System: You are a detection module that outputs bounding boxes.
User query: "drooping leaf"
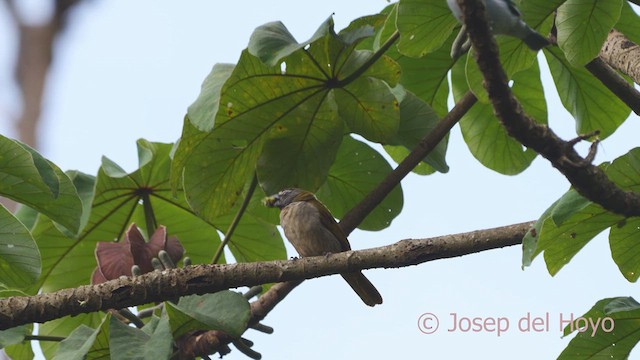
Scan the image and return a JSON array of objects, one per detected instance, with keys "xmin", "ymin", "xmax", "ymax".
[
  {"xmin": 49, "ymin": 314, "xmax": 107, "ymax": 360},
  {"xmin": 318, "ymin": 136, "xmax": 403, "ymax": 231},
  {"xmin": 0, "ymin": 325, "xmax": 27, "ymax": 347},
  {"xmin": 556, "ymin": 0, "xmax": 623, "ymax": 66},
  {"xmin": 109, "ymin": 315, "xmax": 173, "ymax": 360},
  {"xmin": 524, "ymin": 148, "xmax": 640, "ymax": 275},
  {"xmin": 0, "ymin": 205, "xmax": 40, "ymax": 289},
  {"xmin": 0, "ymin": 135, "xmax": 82, "ymax": 233},
  {"xmin": 166, "ymin": 291, "xmax": 251, "ymax": 339},
  {"xmin": 187, "ymin": 63, "xmax": 235, "ymax": 131},
  {"xmin": 545, "ymin": 46, "xmax": 630, "ymax": 139},
  {"xmin": 558, "ymin": 297, "xmax": 640, "ymax": 359},
  {"xmin": 453, "ymin": 55, "xmax": 547, "ymax": 174},
  {"xmin": 384, "ymin": 91, "xmax": 448, "ymax": 173}
]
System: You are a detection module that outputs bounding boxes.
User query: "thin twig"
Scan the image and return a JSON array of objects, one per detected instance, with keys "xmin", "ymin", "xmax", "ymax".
[{"xmin": 211, "ymin": 174, "xmax": 258, "ymax": 264}]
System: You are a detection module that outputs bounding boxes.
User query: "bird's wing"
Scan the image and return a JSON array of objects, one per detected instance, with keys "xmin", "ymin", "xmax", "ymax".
[
  {"xmin": 505, "ymin": 0, "xmax": 522, "ymax": 17},
  {"xmin": 316, "ymin": 201, "xmax": 352, "ymax": 251}
]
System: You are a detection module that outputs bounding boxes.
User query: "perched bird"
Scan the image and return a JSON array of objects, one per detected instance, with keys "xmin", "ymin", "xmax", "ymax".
[
  {"xmin": 264, "ymin": 188, "xmax": 383, "ymax": 307},
  {"xmin": 447, "ymin": 0, "xmax": 549, "ymax": 51}
]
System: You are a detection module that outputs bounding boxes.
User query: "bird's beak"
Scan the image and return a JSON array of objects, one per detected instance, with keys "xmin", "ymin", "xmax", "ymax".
[{"xmin": 262, "ymin": 194, "xmax": 280, "ymax": 208}]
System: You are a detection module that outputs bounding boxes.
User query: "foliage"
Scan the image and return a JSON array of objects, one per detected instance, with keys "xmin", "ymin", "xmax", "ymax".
[{"xmin": 0, "ymin": 0, "xmax": 638, "ymax": 358}]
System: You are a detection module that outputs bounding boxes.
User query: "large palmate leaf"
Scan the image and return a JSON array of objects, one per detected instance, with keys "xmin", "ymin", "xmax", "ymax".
[
  {"xmin": 176, "ymin": 16, "xmax": 401, "ymax": 221},
  {"xmin": 32, "ymin": 140, "xmax": 282, "ymax": 348},
  {"xmin": 0, "ymin": 135, "xmax": 82, "ymax": 233}
]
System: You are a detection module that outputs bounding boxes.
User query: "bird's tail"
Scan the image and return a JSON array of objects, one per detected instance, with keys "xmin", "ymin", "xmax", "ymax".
[
  {"xmin": 523, "ymin": 30, "xmax": 550, "ymax": 51},
  {"xmin": 341, "ymin": 272, "xmax": 383, "ymax": 307}
]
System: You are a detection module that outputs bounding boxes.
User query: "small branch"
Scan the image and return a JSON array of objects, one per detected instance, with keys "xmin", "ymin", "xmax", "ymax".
[
  {"xmin": 211, "ymin": 174, "xmax": 258, "ymax": 264},
  {"xmin": 0, "ymin": 221, "xmax": 532, "ymax": 330},
  {"xmin": 340, "ymin": 91, "xmax": 477, "ymax": 234},
  {"xmin": 458, "ymin": 0, "xmax": 640, "ymax": 217}
]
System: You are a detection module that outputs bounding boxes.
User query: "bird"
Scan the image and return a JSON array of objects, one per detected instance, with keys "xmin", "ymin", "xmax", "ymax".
[
  {"xmin": 447, "ymin": 0, "xmax": 549, "ymax": 51},
  {"xmin": 263, "ymin": 188, "xmax": 383, "ymax": 306}
]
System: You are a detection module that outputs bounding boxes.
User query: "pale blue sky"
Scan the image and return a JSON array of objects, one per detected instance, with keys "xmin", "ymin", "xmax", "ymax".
[{"xmin": 1, "ymin": 1, "xmax": 640, "ymax": 359}]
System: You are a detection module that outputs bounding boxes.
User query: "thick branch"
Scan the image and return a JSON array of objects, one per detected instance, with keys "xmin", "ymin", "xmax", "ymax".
[
  {"xmin": 0, "ymin": 221, "xmax": 532, "ymax": 330},
  {"xmin": 458, "ymin": 0, "xmax": 640, "ymax": 217},
  {"xmin": 599, "ymin": 29, "xmax": 640, "ymax": 87}
]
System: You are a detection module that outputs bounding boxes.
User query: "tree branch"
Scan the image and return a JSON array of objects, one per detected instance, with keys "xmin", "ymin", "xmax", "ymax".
[
  {"xmin": 0, "ymin": 221, "xmax": 532, "ymax": 330},
  {"xmin": 598, "ymin": 29, "xmax": 640, "ymax": 87},
  {"xmin": 340, "ymin": 91, "xmax": 477, "ymax": 234},
  {"xmin": 585, "ymin": 57, "xmax": 640, "ymax": 116},
  {"xmin": 457, "ymin": 0, "xmax": 640, "ymax": 217}
]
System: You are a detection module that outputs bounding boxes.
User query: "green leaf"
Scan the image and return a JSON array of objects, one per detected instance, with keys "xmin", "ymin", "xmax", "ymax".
[
  {"xmin": 464, "ymin": 35, "xmax": 545, "ymax": 103},
  {"xmin": 545, "ymin": 46, "xmax": 630, "ymax": 139},
  {"xmin": 187, "ymin": 63, "xmax": 235, "ymax": 132},
  {"xmin": 180, "ymin": 17, "xmax": 400, "ymax": 220},
  {"xmin": 384, "ymin": 145, "xmax": 436, "ymax": 175},
  {"xmin": 166, "ymin": 291, "xmax": 251, "ymax": 339},
  {"xmin": 385, "ymin": 91, "xmax": 448, "ymax": 173},
  {"xmin": 141, "ymin": 315, "xmax": 173, "ymax": 359},
  {"xmin": 541, "ymin": 203, "xmax": 621, "ymax": 275},
  {"xmin": 0, "ymin": 325, "xmax": 27, "ymax": 347},
  {"xmin": 335, "ymin": 77, "xmax": 400, "ymax": 143},
  {"xmin": 616, "ymin": 1, "xmax": 640, "ymax": 45},
  {"xmin": 518, "ymin": 0, "xmax": 566, "ymax": 27},
  {"xmin": 453, "ymin": 55, "xmax": 546, "ymax": 174},
  {"xmin": 397, "ymin": 0, "xmax": 458, "ymax": 57},
  {"xmin": 317, "ymin": 136, "xmax": 403, "ymax": 231},
  {"xmin": 109, "ymin": 315, "xmax": 173, "ymax": 360},
  {"xmin": 256, "ymin": 91, "xmax": 343, "ymax": 195},
  {"xmin": 522, "ymin": 185, "xmax": 623, "ymax": 274},
  {"xmin": 41, "ymin": 313, "xmax": 105, "ymax": 358},
  {"xmin": 217, "ymin": 210, "xmax": 285, "ymax": 263},
  {"xmin": 558, "ymin": 297, "xmax": 640, "ymax": 359},
  {"xmin": 605, "ymin": 148, "xmax": 640, "ymax": 281},
  {"xmin": 0, "ymin": 135, "xmax": 82, "ymax": 233},
  {"xmin": 0, "ymin": 205, "xmax": 40, "ymax": 289},
  {"xmin": 52, "ymin": 314, "xmax": 109, "ymax": 360},
  {"xmin": 556, "ymin": 0, "xmax": 623, "ymax": 67},
  {"xmin": 610, "ymin": 218, "xmax": 640, "ymax": 282}
]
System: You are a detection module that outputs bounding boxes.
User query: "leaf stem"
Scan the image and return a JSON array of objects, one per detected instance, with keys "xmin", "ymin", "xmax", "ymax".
[
  {"xmin": 336, "ymin": 30, "xmax": 400, "ymax": 87},
  {"xmin": 211, "ymin": 174, "xmax": 258, "ymax": 264},
  {"xmin": 141, "ymin": 190, "xmax": 157, "ymax": 237},
  {"xmin": 24, "ymin": 335, "xmax": 65, "ymax": 342}
]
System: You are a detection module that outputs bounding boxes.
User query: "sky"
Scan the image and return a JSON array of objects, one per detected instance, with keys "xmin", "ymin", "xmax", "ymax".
[{"xmin": 1, "ymin": 1, "xmax": 640, "ymax": 359}]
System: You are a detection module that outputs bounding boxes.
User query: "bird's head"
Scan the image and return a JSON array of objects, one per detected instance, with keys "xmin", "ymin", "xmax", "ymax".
[{"xmin": 263, "ymin": 188, "xmax": 315, "ymax": 209}]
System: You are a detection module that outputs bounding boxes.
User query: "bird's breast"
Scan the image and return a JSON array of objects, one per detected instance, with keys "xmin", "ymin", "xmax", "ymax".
[{"xmin": 280, "ymin": 202, "xmax": 343, "ymax": 257}]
